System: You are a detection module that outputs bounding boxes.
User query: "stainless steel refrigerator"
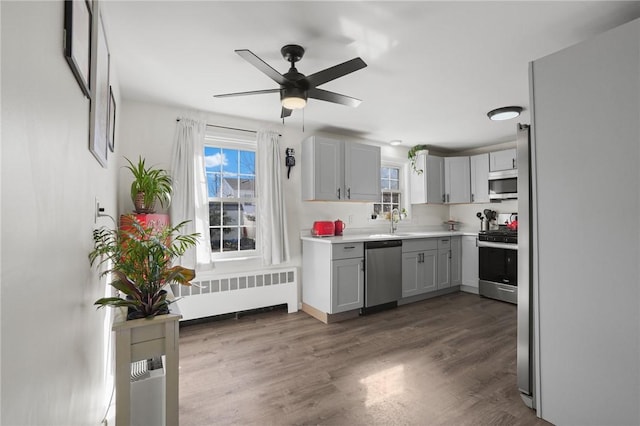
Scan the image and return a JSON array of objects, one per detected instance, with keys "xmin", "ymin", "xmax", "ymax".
[{"xmin": 516, "ymin": 123, "xmax": 534, "ymax": 409}]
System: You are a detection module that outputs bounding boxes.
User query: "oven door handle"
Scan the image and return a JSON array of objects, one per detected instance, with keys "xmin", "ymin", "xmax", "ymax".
[{"xmin": 477, "ymin": 241, "xmax": 518, "ymax": 250}]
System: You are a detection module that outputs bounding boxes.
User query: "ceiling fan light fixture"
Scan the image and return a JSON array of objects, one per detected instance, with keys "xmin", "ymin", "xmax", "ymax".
[
  {"xmin": 281, "ymin": 87, "xmax": 307, "ymax": 110},
  {"xmin": 487, "ymin": 106, "xmax": 523, "ymax": 121}
]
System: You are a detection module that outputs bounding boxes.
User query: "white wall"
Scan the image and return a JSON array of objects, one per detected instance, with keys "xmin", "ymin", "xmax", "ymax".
[
  {"xmin": 1, "ymin": 2, "xmax": 119, "ymax": 424},
  {"xmin": 449, "ymin": 200, "xmax": 518, "ymax": 233},
  {"xmin": 531, "ymin": 18, "xmax": 639, "ymax": 425},
  {"xmin": 118, "ymin": 100, "xmax": 454, "ymax": 277}
]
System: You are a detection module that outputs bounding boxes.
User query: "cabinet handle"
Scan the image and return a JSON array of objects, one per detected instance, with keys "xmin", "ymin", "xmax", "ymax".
[
  {"xmin": 471, "ymin": 193, "xmax": 474, "ymax": 202},
  {"xmin": 449, "ymin": 250, "xmax": 452, "ymax": 259},
  {"xmin": 512, "ymin": 158, "xmax": 516, "ymax": 169},
  {"xmin": 347, "ymin": 188, "xmax": 351, "ymax": 199},
  {"xmin": 343, "ymin": 246, "xmax": 355, "ymax": 250},
  {"xmin": 446, "ymin": 194, "xmax": 450, "ymax": 203},
  {"xmin": 337, "ymin": 188, "xmax": 341, "ymax": 199},
  {"xmin": 419, "ymin": 253, "xmax": 424, "ymax": 263},
  {"xmin": 361, "ymin": 259, "xmax": 365, "ymax": 271},
  {"xmin": 442, "ymin": 194, "xmax": 445, "ymax": 203}
]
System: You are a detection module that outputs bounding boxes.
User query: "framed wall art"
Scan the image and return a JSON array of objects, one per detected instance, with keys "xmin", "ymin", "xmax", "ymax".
[
  {"xmin": 64, "ymin": 0, "xmax": 92, "ymax": 98},
  {"xmin": 89, "ymin": 3, "xmax": 110, "ymax": 168},
  {"xmin": 108, "ymin": 86, "xmax": 116, "ymax": 152}
]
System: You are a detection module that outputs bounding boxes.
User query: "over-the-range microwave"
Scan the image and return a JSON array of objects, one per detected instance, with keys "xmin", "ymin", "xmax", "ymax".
[{"xmin": 488, "ymin": 169, "xmax": 517, "ymax": 200}]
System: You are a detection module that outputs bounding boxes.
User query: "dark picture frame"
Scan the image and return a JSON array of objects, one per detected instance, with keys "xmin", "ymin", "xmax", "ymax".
[
  {"xmin": 89, "ymin": 3, "xmax": 109, "ymax": 167},
  {"xmin": 64, "ymin": 0, "xmax": 92, "ymax": 98},
  {"xmin": 108, "ymin": 86, "xmax": 116, "ymax": 152}
]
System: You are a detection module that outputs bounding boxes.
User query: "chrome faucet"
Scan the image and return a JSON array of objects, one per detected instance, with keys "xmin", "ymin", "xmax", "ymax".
[{"xmin": 390, "ymin": 208, "xmax": 400, "ymax": 234}]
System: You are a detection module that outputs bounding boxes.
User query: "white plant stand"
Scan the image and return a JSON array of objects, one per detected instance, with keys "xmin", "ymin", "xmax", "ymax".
[{"xmin": 112, "ymin": 313, "xmax": 181, "ymax": 426}]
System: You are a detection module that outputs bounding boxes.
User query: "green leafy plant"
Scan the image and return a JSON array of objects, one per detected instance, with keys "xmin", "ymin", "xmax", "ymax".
[
  {"xmin": 125, "ymin": 156, "xmax": 172, "ymax": 214},
  {"xmin": 407, "ymin": 144, "xmax": 429, "ymax": 175},
  {"xmin": 89, "ymin": 215, "xmax": 199, "ymax": 320}
]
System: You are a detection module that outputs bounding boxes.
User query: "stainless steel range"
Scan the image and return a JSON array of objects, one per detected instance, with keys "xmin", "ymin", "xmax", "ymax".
[{"xmin": 478, "ymin": 217, "xmax": 518, "ymax": 304}]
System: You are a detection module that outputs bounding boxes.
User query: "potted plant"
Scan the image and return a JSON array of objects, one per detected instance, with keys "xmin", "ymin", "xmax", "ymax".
[
  {"xmin": 407, "ymin": 144, "xmax": 429, "ymax": 174},
  {"xmin": 125, "ymin": 156, "xmax": 172, "ymax": 214},
  {"xmin": 89, "ymin": 215, "xmax": 199, "ymax": 320}
]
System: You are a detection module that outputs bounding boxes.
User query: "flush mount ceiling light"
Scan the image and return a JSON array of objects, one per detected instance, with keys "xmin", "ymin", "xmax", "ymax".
[
  {"xmin": 281, "ymin": 87, "xmax": 308, "ymax": 110},
  {"xmin": 487, "ymin": 106, "xmax": 523, "ymax": 121},
  {"xmin": 389, "ymin": 140, "xmax": 402, "ymax": 146}
]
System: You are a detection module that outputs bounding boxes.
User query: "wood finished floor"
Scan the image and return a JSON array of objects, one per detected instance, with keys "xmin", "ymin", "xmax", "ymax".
[{"xmin": 178, "ymin": 292, "xmax": 550, "ymax": 426}]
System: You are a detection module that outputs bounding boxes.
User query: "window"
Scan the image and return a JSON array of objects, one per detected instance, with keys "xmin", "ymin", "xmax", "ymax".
[
  {"xmin": 204, "ymin": 143, "xmax": 257, "ymax": 256},
  {"xmin": 373, "ymin": 166, "xmax": 401, "ymax": 218}
]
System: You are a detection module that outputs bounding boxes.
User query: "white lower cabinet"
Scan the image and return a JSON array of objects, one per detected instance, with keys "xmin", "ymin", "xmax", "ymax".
[
  {"xmin": 461, "ymin": 235, "xmax": 479, "ymax": 293},
  {"xmin": 331, "ymin": 256, "xmax": 364, "ymax": 313},
  {"xmin": 302, "ymin": 240, "xmax": 364, "ymax": 315},
  {"xmin": 401, "ymin": 239, "xmax": 438, "ymax": 298},
  {"xmin": 450, "ymin": 236, "xmax": 462, "ymax": 286},
  {"xmin": 437, "ymin": 237, "xmax": 451, "ymax": 289}
]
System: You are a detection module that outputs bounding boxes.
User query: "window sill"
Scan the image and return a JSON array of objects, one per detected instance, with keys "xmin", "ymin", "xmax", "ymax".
[{"xmin": 210, "ymin": 254, "xmax": 261, "ymax": 263}]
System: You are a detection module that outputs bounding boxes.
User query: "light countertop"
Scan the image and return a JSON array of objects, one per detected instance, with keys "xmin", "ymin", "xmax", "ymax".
[{"xmin": 301, "ymin": 230, "xmax": 478, "ymax": 244}]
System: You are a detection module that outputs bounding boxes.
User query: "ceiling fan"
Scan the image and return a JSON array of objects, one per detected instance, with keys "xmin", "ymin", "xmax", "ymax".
[{"xmin": 214, "ymin": 44, "xmax": 367, "ymax": 118}]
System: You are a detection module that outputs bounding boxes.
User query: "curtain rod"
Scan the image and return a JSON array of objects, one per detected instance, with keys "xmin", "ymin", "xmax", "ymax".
[{"xmin": 176, "ymin": 118, "xmax": 281, "ymax": 136}]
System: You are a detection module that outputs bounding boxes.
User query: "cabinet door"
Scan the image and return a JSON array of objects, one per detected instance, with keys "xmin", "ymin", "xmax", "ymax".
[
  {"xmin": 450, "ymin": 236, "xmax": 462, "ymax": 286},
  {"xmin": 345, "ymin": 142, "xmax": 380, "ymax": 201},
  {"xmin": 426, "ymin": 155, "xmax": 445, "ymax": 204},
  {"xmin": 402, "ymin": 250, "xmax": 438, "ymax": 297},
  {"xmin": 461, "ymin": 235, "xmax": 479, "ymax": 290},
  {"xmin": 470, "ymin": 153, "xmax": 490, "ymax": 203},
  {"xmin": 302, "ymin": 136, "xmax": 344, "ymax": 201},
  {"xmin": 401, "ymin": 252, "xmax": 423, "ymax": 298},
  {"xmin": 410, "ymin": 153, "xmax": 444, "ymax": 204},
  {"xmin": 444, "ymin": 157, "xmax": 471, "ymax": 204},
  {"xmin": 331, "ymin": 257, "xmax": 364, "ymax": 313},
  {"xmin": 489, "ymin": 148, "xmax": 517, "ymax": 171},
  {"xmin": 422, "ymin": 249, "xmax": 438, "ymax": 293},
  {"xmin": 437, "ymin": 248, "xmax": 450, "ymax": 289}
]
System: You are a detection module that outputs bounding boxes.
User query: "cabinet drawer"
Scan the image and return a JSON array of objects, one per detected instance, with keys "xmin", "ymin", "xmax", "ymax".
[
  {"xmin": 402, "ymin": 238, "xmax": 438, "ymax": 253},
  {"xmin": 437, "ymin": 237, "xmax": 451, "ymax": 249},
  {"xmin": 332, "ymin": 243, "xmax": 364, "ymax": 260}
]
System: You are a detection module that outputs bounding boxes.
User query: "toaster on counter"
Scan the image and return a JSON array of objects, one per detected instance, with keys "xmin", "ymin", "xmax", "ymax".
[{"xmin": 311, "ymin": 221, "xmax": 335, "ymax": 237}]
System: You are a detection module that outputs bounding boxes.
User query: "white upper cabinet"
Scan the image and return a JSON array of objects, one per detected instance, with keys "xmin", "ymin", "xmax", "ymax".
[
  {"xmin": 302, "ymin": 136, "xmax": 380, "ymax": 201},
  {"xmin": 444, "ymin": 156, "xmax": 471, "ymax": 204},
  {"xmin": 344, "ymin": 141, "xmax": 381, "ymax": 201},
  {"xmin": 490, "ymin": 148, "xmax": 517, "ymax": 171},
  {"xmin": 410, "ymin": 152, "xmax": 444, "ymax": 204},
  {"xmin": 470, "ymin": 153, "xmax": 490, "ymax": 203}
]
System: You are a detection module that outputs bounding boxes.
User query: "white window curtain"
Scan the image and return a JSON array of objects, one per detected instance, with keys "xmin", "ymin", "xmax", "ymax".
[
  {"xmin": 170, "ymin": 118, "xmax": 211, "ymax": 269},
  {"xmin": 257, "ymin": 129, "xmax": 290, "ymax": 265}
]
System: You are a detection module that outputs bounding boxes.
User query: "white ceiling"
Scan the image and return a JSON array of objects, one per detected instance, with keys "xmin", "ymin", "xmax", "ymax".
[{"xmin": 102, "ymin": 1, "xmax": 640, "ymax": 151}]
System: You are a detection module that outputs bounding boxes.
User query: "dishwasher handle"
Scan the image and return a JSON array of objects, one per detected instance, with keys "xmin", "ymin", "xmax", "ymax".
[{"xmin": 365, "ymin": 240, "xmax": 403, "ymax": 249}]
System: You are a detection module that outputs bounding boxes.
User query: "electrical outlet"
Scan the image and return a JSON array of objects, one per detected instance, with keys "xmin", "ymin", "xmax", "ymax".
[
  {"xmin": 348, "ymin": 215, "xmax": 353, "ymax": 224},
  {"xmin": 94, "ymin": 198, "xmax": 100, "ymax": 223}
]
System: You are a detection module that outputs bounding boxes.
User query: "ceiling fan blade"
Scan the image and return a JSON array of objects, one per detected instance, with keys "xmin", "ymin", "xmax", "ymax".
[
  {"xmin": 235, "ymin": 49, "xmax": 289, "ymax": 86},
  {"xmin": 306, "ymin": 57, "xmax": 367, "ymax": 88},
  {"xmin": 214, "ymin": 88, "xmax": 280, "ymax": 98},
  {"xmin": 281, "ymin": 107, "xmax": 292, "ymax": 118},
  {"xmin": 308, "ymin": 88, "xmax": 362, "ymax": 108}
]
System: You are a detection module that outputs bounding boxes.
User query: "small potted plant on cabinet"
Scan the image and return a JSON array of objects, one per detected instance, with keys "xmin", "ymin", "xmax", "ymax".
[
  {"xmin": 89, "ymin": 215, "xmax": 199, "ymax": 320},
  {"xmin": 408, "ymin": 144, "xmax": 429, "ymax": 175},
  {"xmin": 125, "ymin": 156, "xmax": 172, "ymax": 214}
]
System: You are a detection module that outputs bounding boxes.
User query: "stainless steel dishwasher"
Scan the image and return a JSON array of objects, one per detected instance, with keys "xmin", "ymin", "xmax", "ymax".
[{"xmin": 363, "ymin": 239, "xmax": 402, "ymax": 314}]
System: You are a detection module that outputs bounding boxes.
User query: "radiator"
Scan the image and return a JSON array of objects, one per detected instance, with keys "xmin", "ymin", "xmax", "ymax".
[{"xmin": 171, "ymin": 267, "xmax": 299, "ymax": 321}]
